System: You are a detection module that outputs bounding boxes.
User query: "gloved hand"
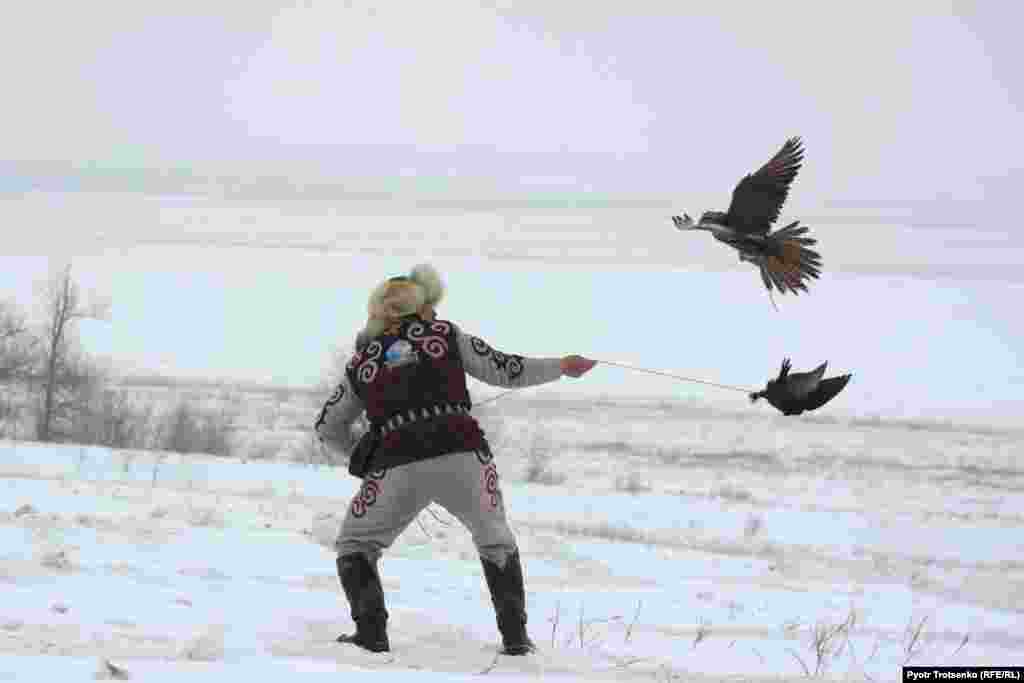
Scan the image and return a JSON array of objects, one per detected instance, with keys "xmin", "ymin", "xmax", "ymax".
[{"xmin": 560, "ymin": 355, "xmax": 597, "ymax": 378}]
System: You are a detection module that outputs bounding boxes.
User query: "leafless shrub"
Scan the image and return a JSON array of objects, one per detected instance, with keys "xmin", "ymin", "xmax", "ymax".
[
  {"xmin": 523, "ymin": 428, "xmax": 566, "ymax": 485},
  {"xmin": 614, "ymin": 473, "xmax": 652, "ymax": 495},
  {"xmin": 1, "ymin": 299, "xmax": 35, "ymax": 389},
  {"xmin": 712, "ymin": 483, "xmax": 754, "ymax": 502},
  {"xmin": 162, "ymin": 403, "xmax": 196, "ymax": 454},
  {"xmin": 524, "ymin": 460, "xmax": 566, "ymax": 485},
  {"xmin": 0, "ymin": 381, "xmax": 29, "ymax": 440},
  {"xmin": 161, "ymin": 401, "xmax": 234, "ymax": 457},
  {"xmin": 14, "ymin": 503, "xmax": 37, "ymax": 517},
  {"xmin": 694, "ymin": 618, "xmax": 711, "ymax": 647},
  {"xmin": 653, "ymin": 446, "xmax": 689, "ymax": 466},
  {"xmin": 577, "ymin": 440, "xmax": 633, "ymax": 454},
  {"xmin": 242, "ymin": 434, "xmax": 290, "ymax": 462},
  {"xmin": 186, "ymin": 505, "xmax": 225, "ymax": 528},
  {"xmin": 39, "ymin": 548, "xmax": 74, "ymax": 571},
  {"xmin": 73, "ymin": 389, "xmax": 156, "ymax": 450}
]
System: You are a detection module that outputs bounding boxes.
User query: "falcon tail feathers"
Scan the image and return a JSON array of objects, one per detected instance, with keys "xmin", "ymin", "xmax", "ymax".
[{"xmin": 760, "ymin": 221, "xmax": 822, "ymax": 295}]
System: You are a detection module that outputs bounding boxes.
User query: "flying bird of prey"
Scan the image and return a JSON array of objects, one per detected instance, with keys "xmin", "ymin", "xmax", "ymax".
[
  {"xmin": 672, "ymin": 137, "xmax": 821, "ymax": 306},
  {"xmin": 749, "ymin": 358, "xmax": 851, "ymax": 416}
]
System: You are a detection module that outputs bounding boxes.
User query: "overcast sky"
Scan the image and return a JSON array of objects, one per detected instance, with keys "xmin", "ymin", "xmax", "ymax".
[
  {"xmin": 2, "ymin": 2, "xmax": 1021, "ymax": 421},
  {"xmin": 3, "ymin": 2, "xmax": 1021, "ymax": 201}
]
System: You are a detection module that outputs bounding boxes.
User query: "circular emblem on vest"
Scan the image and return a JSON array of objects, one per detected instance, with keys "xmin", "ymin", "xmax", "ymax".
[{"xmin": 383, "ymin": 339, "xmax": 419, "ymax": 368}]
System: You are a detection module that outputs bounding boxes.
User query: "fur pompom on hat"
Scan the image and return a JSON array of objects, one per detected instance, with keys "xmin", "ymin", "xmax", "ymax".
[
  {"xmin": 358, "ymin": 263, "xmax": 445, "ymax": 344},
  {"xmin": 408, "ymin": 263, "xmax": 445, "ymax": 306}
]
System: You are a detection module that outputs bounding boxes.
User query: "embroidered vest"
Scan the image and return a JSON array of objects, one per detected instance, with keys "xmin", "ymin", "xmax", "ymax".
[{"xmin": 345, "ymin": 316, "xmax": 485, "ymax": 471}]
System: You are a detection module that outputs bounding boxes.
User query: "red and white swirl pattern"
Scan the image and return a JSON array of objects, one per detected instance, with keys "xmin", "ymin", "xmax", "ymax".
[
  {"xmin": 407, "ymin": 321, "xmax": 451, "ymax": 359},
  {"xmin": 356, "ymin": 341, "xmax": 383, "ymax": 384},
  {"xmin": 350, "ymin": 469, "xmax": 387, "ymax": 518},
  {"xmin": 482, "ymin": 462, "xmax": 500, "ymax": 509}
]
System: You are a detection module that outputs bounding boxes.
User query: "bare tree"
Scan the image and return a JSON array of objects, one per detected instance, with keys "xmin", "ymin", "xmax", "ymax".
[
  {"xmin": 1, "ymin": 300, "xmax": 38, "ymax": 438},
  {"xmin": 0, "ymin": 299, "xmax": 36, "ymax": 382},
  {"xmin": 74, "ymin": 386, "xmax": 150, "ymax": 449},
  {"xmin": 34, "ymin": 265, "xmax": 110, "ymax": 443}
]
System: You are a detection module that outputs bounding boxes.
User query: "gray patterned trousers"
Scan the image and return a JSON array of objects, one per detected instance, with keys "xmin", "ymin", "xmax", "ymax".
[{"xmin": 335, "ymin": 448, "xmax": 518, "ymax": 566}]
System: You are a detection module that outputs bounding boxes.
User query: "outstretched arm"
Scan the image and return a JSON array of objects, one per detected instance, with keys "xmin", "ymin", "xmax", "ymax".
[
  {"xmin": 313, "ymin": 373, "xmax": 366, "ymax": 455},
  {"xmin": 454, "ymin": 325, "xmax": 595, "ymax": 388},
  {"xmin": 455, "ymin": 326, "xmax": 564, "ymax": 388}
]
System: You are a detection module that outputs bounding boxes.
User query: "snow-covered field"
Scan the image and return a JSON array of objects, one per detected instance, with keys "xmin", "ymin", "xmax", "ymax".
[{"xmin": 2, "ymin": 396, "xmax": 1022, "ymax": 681}]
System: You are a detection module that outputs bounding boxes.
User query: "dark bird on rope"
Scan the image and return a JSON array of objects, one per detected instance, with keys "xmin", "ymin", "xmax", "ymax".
[
  {"xmin": 671, "ymin": 137, "xmax": 821, "ymax": 308},
  {"xmin": 749, "ymin": 358, "xmax": 851, "ymax": 416}
]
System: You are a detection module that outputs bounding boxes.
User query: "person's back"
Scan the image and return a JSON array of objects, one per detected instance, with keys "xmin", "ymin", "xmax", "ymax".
[{"xmin": 315, "ymin": 263, "xmax": 595, "ymax": 655}]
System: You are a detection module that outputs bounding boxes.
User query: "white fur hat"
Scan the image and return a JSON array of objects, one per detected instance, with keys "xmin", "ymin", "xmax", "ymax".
[{"xmin": 359, "ymin": 263, "xmax": 445, "ymax": 343}]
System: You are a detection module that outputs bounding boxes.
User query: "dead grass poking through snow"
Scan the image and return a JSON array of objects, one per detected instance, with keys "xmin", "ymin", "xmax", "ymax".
[
  {"xmin": 744, "ymin": 513, "xmax": 764, "ymax": 539},
  {"xmin": 178, "ymin": 625, "xmax": 225, "ymax": 661},
  {"xmin": 787, "ymin": 606, "xmax": 858, "ymax": 678},
  {"xmin": 95, "ymin": 658, "xmax": 131, "ymax": 680},
  {"xmin": 186, "ymin": 504, "xmax": 225, "ymax": 528},
  {"xmin": 902, "ymin": 614, "xmax": 930, "ymax": 664},
  {"xmin": 693, "ymin": 618, "xmax": 711, "ymax": 647},
  {"xmin": 38, "ymin": 548, "xmax": 75, "ymax": 571},
  {"xmin": 544, "ymin": 601, "xmax": 633, "ymax": 654}
]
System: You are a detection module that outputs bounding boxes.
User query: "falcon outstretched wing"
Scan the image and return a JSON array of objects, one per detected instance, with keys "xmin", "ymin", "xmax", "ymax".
[{"xmin": 726, "ymin": 137, "xmax": 805, "ymax": 234}]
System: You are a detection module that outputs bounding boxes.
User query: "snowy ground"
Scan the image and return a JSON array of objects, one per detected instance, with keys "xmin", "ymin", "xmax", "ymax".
[{"xmin": 1, "ymin": 397, "xmax": 1022, "ymax": 681}]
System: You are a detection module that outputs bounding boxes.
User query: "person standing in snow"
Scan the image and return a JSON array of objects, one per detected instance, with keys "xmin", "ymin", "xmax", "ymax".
[{"xmin": 314, "ymin": 263, "xmax": 596, "ymax": 655}]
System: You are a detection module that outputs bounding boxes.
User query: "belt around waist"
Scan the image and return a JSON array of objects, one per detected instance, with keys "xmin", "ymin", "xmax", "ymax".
[{"xmin": 378, "ymin": 402, "xmax": 471, "ymax": 436}]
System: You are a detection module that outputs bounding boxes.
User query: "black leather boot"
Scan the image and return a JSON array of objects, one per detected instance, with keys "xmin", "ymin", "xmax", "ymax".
[
  {"xmin": 481, "ymin": 549, "xmax": 535, "ymax": 655},
  {"xmin": 335, "ymin": 553, "xmax": 390, "ymax": 653}
]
